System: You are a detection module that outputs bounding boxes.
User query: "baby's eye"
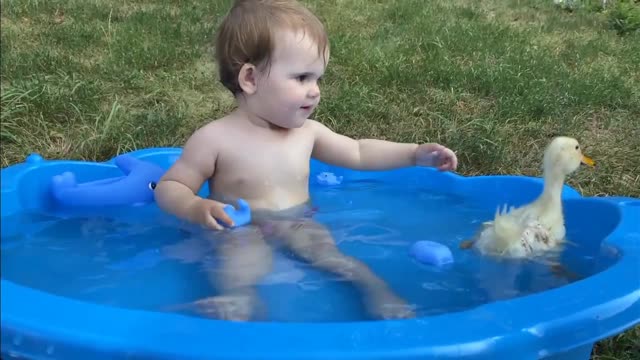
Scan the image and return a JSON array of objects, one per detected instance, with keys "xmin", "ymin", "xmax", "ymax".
[{"xmin": 297, "ymin": 75, "xmax": 308, "ymax": 82}]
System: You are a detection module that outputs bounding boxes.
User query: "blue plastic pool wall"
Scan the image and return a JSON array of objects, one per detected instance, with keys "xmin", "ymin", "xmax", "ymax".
[{"xmin": 1, "ymin": 148, "xmax": 639, "ymax": 360}]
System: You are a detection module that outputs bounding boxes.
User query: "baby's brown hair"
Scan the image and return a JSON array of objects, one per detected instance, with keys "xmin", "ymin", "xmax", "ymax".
[{"xmin": 215, "ymin": 0, "xmax": 329, "ymax": 95}]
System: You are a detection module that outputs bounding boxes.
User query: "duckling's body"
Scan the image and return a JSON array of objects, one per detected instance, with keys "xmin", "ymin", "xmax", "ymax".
[
  {"xmin": 462, "ymin": 137, "xmax": 594, "ymax": 259},
  {"xmin": 470, "ymin": 199, "xmax": 564, "ymax": 258}
]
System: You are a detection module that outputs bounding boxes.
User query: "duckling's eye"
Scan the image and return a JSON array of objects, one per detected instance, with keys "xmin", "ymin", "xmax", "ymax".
[
  {"xmin": 575, "ymin": 145, "xmax": 579, "ymax": 150},
  {"xmin": 148, "ymin": 182, "xmax": 157, "ymax": 190}
]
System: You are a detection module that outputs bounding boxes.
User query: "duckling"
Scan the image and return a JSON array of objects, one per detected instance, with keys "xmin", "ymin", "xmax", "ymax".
[{"xmin": 460, "ymin": 136, "xmax": 595, "ymax": 259}]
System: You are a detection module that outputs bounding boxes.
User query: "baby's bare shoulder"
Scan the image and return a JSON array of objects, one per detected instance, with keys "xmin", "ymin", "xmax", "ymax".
[
  {"xmin": 196, "ymin": 117, "xmax": 231, "ymax": 135},
  {"xmin": 188, "ymin": 117, "xmax": 236, "ymax": 144}
]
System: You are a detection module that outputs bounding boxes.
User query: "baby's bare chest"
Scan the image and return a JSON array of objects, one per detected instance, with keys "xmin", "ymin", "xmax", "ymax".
[
  {"xmin": 214, "ymin": 132, "xmax": 314, "ymax": 188},
  {"xmin": 225, "ymin": 146, "xmax": 310, "ymax": 175}
]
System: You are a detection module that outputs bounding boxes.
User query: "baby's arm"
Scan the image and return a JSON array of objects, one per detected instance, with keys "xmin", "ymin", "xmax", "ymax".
[
  {"xmin": 155, "ymin": 126, "xmax": 233, "ymax": 229},
  {"xmin": 310, "ymin": 120, "xmax": 457, "ymax": 171},
  {"xmin": 310, "ymin": 120, "xmax": 418, "ymax": 170}
]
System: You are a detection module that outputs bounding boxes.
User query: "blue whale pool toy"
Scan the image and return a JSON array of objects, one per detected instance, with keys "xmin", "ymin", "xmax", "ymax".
[
  {"xmin": 46, "ymin": 153, "xmax": 251, "ymax": 227},
  {"xmin": 1, "ymin": 147, "xmax": 639, "ymax": 360},
  {"xmin": 50, "ymin": 154, "xmax": 165, "ymax": 207}
]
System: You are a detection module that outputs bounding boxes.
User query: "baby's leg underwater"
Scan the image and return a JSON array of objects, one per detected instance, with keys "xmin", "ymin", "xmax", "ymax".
[
  {"xmin": 169, "ymin": 226, "xmax": 273, "ymax": 321},
  {"xmin": 273, "ymin": 219, "xmax": 415, "ymax": 320}
]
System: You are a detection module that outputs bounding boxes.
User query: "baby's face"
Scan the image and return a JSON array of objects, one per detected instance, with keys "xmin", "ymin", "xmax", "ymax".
[{"xmin": 253, "ymin": 29, "xmax": 328, "ymax": 129}]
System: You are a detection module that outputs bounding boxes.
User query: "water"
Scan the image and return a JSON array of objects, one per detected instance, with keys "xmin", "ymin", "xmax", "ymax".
[{"xmin": 0, "ymin": 180, "xmax": 619, "ymax": 322}]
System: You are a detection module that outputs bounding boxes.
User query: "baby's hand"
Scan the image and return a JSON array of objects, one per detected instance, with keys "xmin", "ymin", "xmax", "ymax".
[
  {"xmin": 187, "ymin": 198, "xmax": 234, "ymax": 230},
  {"xmin": 415, "ymin": 143, "xmax": 458, "ymax": 171}
]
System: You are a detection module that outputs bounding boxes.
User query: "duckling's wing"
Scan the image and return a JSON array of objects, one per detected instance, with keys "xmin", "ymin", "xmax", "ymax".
[{"xmin": 491, "ymin": 207, "xmax": 529, "ymax": 251}]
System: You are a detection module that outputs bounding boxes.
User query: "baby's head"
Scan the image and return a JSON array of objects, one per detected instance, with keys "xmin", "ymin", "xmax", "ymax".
[{"xmin": 215, "ymin": 0, "xmax": 329, "ymax": 95}]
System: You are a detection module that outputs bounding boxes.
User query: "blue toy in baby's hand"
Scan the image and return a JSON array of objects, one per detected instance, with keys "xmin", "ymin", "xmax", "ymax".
[
  {"xmin": 409, "ymin": 240, "xmax": 454, "ymax": 267},
  {"xmin": 221, "ymin": 199, "xmax": 252, "ymax": 228}
]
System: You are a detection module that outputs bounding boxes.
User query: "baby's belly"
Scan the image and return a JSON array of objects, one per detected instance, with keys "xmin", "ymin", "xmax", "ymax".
[
  {"xmin": 245, "ymin": 191, "xmax": 310, "ymax": 211},
  {"xmin": 211, "ymin": 181, "xmax": 310, "ymax": 211}
]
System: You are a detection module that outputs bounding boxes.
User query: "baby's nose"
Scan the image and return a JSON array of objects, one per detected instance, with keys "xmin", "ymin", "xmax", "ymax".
[{"xmin": 308, "ymin": 84, "xmax": 320, "ymax": 98}]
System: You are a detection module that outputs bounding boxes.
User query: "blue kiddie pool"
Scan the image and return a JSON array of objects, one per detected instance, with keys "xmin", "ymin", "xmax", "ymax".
[{"xmin": 1, "ymin": 147, "xmax": 639, "ymax": 359}]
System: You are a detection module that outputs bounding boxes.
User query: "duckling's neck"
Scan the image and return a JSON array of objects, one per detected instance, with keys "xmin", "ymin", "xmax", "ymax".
[{"xmin": 539, "ymin": 169, "xmax": 566, "ymax": 205}]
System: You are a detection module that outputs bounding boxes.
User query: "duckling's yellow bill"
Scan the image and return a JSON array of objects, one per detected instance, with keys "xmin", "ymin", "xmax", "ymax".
[{"xmin": 582, "ymin": 155, "xmax": 595, "ymax": 167}]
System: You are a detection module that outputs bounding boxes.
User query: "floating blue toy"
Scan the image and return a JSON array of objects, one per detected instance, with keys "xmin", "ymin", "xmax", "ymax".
[
  {"xmin": 409, "ymin": 240, "xmax": 454, "ymax": 266},
  {"xmin": 50, "ymin": 154, "xmax": 165, "ymax": 207},
  {"xmin": 48, "ymin": 153, "xmax": 251, "ymax": 228},
  {"xmin": 316, "ymin": 171, "xmax": 343, "ymax": 185}
]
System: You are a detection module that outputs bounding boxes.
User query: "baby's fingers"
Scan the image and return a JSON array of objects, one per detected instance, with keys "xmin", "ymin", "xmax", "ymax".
[
  {"xmin": 203, "ymin": 214, "xmax": 224, "ymax": 231},
  {"xmin": 422, "ymin": 143, "xmax": 444, "ymax": 153},
  {"xmin": 438, "ymin": 149, "xmax": 458, "ymax": 171},
  {"xmin": 448, "ymin": 150, "xmax": 459, "ymax": 169},
  {"xmin": 209, "ymin": 205, "xmax": 234, "ymax": 228}
]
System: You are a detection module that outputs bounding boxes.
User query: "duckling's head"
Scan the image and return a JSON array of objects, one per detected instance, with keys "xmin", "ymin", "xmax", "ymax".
[{"xmin": 543, "ymin": 136, "xmax": 595, "ymax": 176}]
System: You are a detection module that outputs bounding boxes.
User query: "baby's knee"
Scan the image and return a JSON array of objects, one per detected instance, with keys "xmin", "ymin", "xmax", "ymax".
[
  {"xmin": 310, "ymin": 247, "xmax": 353, "ymax": 266},
  {"xmin": 220, "ymin": 251, "xmax": 272, "ymax": 289},
  {"xmin": 228, "ymin": 234, "xmax": 272, "ymax": 266},
  {"xmin": 227, "ymin": 225, "xmax": 263, "ymax": 243},
  {"xmin": 245, "ymin": 241, "xmax": 273, "ymax": 266}
]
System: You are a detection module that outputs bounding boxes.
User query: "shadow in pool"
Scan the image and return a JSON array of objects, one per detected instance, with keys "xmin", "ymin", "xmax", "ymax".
[{"xmin": 560, "ymin": 198, "xmax": 623, "ymax": 276}]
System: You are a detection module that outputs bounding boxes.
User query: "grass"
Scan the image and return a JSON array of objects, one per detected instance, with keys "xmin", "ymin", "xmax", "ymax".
[{"xmin": 1, "ymin": 0, "xmax": 638, "ymax": 357}]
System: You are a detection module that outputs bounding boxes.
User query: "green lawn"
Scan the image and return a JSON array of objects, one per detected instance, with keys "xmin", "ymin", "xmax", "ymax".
[{"xmin": 1, "ymin": 0, "xmax": 638, "ymax": 358}]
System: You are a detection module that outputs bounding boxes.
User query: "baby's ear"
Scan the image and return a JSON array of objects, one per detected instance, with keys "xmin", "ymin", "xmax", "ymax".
[{"xmin": 238, "ymin": 63, "xmax": 258, "ymax": 94}]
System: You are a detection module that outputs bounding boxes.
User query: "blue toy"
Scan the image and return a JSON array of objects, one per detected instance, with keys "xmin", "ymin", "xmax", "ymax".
[
  {"xmin": 221, "ymin": 199, "xmax": 252, "ymax": 228},
  {"xmin": 409, "ymin": 240, "xmax": 454, "ymax": 266},
  {"xmin": 316, "ymin": 171, "xmax": 343, "ymax": 185},
  {"xmin": 50, "ymin": 154, "xmax": 166, "ymax": 207},
  {"xmin": 49, "ymin": 153, "xmax": 251, "ymax": 228}
]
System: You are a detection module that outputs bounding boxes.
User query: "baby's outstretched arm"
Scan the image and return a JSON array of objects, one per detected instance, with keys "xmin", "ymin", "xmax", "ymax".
[
  {"xmin": 155, "ymin": 127, "xmax": 233, "ymax": 230},
  {"xmin": 310, "ymin": 120, "xmax": 457, "ymax": 171},
  {"xmin": 310, "ymin": 120, "xmax": 416, "ymax": 170}
]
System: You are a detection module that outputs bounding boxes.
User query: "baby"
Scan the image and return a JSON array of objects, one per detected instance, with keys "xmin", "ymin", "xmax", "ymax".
[{"xmin": 155, "ymin": 0, "xmax": 458, "ymax": 321}]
